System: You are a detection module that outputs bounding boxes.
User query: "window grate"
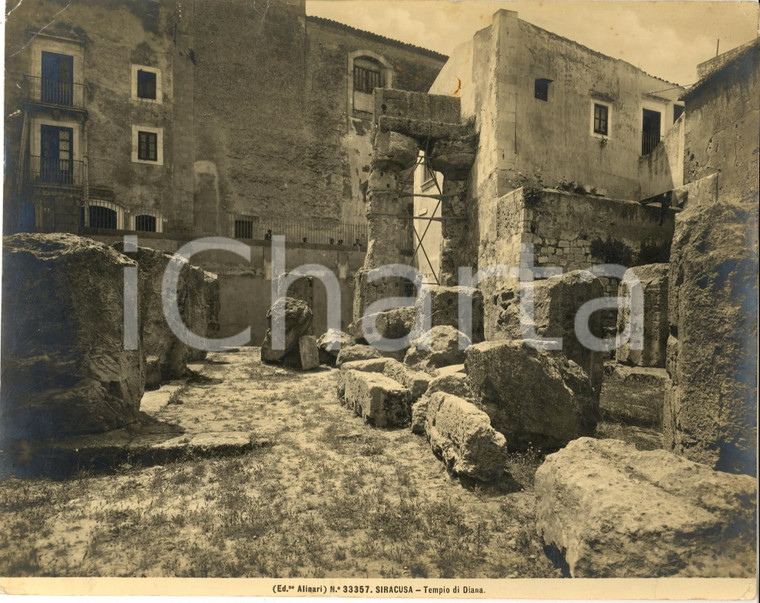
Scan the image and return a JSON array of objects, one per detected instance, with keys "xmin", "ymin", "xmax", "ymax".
[
  {"xmin": 353, "ymin": 65, "xmax": 382, "ymax": 94},
  {"xmin": 135, "ymin": 214, "xmax": 157, "ymax": 232},
  {"xmin": 235, "ymin": 219, "xmax": 254, "ymax": 239}
]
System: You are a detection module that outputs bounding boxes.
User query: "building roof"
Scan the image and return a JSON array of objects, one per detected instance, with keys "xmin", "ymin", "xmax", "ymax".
[
  {"xmin": 306, "ymin": 15, "xmax": 448, "ymax": 62},
  {"xmin": 683, "ymin": 37, "xmax": 760, "ymax": 102}
]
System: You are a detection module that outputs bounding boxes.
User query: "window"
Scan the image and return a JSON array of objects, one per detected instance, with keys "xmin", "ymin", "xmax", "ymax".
[
  {"xmin": 642, "ymin": 108, "xmax": 662, "ymax": 155},
  {"xmin": 41, "ymin": 51, "xmax": 74, "ymax": 106},
  {"xmin": 534, "ymin": 78, "xmax": 552, "ymax": 101},
  {"xmin": 132, "ymin": 126, "xmax": 163, "ymax": 164},
  {"xmin": 136, "ymin": 69, "xmax": 157, "ymax": 100},
  {"xmin": 673, "ymin": 104, "xmax": 685, "ymax": 123},
  {"xmin": 354, "ymin": 64, "xmax": 382, "ymax": 94},
  {"xmin": 235, "ymin": 219, "xmax": 254, "ymax": 239},
  {"xmin": 39, "ymin": 125, "xmax": 74, "ymax": 184},
  {"xmin": 131, "ymin": 65, "xmax": 162, "ymax": 103},
  {"xmin": 138, "ymin": 131, "xmax": 158, "ymax": 161},
  {"xmin": 593, "ymin": 103, "xmax": 609, "ymax": 136},
  {"xmin": 85, "ymin": 205, "xmax": 117, "ymax": 229},
  {"xmin": 134, "ymin": 214, "xmax": 157, "ymax": 232}
]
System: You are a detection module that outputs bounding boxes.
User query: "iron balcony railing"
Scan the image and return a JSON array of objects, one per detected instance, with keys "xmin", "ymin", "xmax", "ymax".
[
  {"xmin": 231, "ymin": 215, "xmax": 368, "ymax": 247},
  {"xmin": 641, "ymin": 131, "xmax": 662, "ymax": 156},
  {"xmin": 24, "ymin": 75, "xmax": 86, "ymax": 110},
  {"xmin": 28, "ymin": 155, "xmax": 84, "ymax": 186}
]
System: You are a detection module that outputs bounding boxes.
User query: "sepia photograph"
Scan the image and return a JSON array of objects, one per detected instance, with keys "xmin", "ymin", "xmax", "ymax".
[{"xmin": 0, "ymin": 0, "xmax": 758, "ymax": 597}]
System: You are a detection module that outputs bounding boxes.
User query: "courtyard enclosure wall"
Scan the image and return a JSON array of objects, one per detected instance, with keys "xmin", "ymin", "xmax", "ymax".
[{"xmin": 89, "ymin": 233, "xmax": 364, "ymax": 344}]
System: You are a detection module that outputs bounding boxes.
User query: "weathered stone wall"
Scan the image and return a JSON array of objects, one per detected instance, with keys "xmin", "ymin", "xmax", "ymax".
[
  {"xmin": 514, "ymin": 18, "xmax": 683, "ymax": 200},
  {"xmin": 683, "ymin": 40, "xmax": 760, "ymax": 206},
  {"xmin": 90, "ymin": 233, "xmax": 365, "ymax": 344}
]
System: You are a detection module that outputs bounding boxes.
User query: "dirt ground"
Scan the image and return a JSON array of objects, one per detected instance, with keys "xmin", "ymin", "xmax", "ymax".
[{"xmin": 0, "ymin": 348, "xmax": 563, "ymax": 578}]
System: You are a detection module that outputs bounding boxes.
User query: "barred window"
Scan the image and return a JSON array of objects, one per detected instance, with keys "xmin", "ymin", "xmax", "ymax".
[
  {"xmin": 134, "ymin": 214, "xmax": 157, "ymax": 232},
  {"xmin": 353, "ymin": 64, "xmax": 382, "ymax": 94},
  {"xmin": 235, "ymin": 219, "xmax": 254, "ymax": 239}
]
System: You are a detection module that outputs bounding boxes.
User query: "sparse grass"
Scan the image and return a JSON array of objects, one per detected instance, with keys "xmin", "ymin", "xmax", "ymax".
[{"xmin": 0, "ymin": 348, "xmax": 561, "ymax": 579}]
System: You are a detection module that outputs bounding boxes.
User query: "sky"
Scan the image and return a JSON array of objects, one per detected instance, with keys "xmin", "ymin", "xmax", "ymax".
[{"xmin": 305, "ymin": 0, "xmax": 759, "ymax": 86}]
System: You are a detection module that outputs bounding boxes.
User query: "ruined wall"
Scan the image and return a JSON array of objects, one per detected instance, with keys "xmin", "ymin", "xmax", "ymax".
[
  {"xmin": 683, "ymin": 40, "xmax": 760, "ymax": 205},
  {"xmin": 477, "ymin": 188, "xmax": 675, "ymax": 337},
  {"xmin": 638, "ymin": 114, "xmax": 685, "ymax": 200},
  {"xmin": 89, "ymin": 232, "xmax": 364, "ymax": 343},
  {"xmin": 304, "ymin": 18, "xmax": 446, "ymax": 226}
]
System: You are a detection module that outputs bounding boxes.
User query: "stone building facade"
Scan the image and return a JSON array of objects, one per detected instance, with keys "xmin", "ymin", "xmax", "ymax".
[{"xmin": 3, "ymin": 0, "xmax": 446, "ymax": 240}]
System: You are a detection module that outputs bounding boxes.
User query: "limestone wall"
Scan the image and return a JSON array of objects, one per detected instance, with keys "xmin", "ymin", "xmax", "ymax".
[
  {"xmin": 89, "ymin": 233, "xmax": 364, "ymax": 344},
  {"xmin": 638, "ymin": 115, "xmax": 685, "ymax": 200}
]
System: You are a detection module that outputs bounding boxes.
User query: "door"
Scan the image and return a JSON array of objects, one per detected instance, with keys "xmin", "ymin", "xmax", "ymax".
[
  {"xmin": 41, "ymin": 51, "xmax": 73, "ymax": 106},
  {"xmin": 642, "ymin": 109, "xmax": 662, "ymax": 155},
  {"xmin": 40, "ymin": 125, "xmax": 73, "ymax": 184}
]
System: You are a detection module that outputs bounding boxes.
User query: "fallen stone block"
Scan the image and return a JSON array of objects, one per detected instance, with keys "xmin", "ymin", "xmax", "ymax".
[
  {"xmin": 1, "ymin": 233, "xmax": 144, "ymax": 440},
  {"xmin": 416, "ymin": 285, "xmax": 484, "ymax": 342},
  {"xmin": 260, "ymin": 297, "xmax": 313, "ymax": 366},
  {"xmin": 145, "ymin": 356, "xmax": 162, "ymax": 391},
  {"xmin": 465, "ymin": 340, "xmax": 597, "ymax": 450},
  {"xmin": 490, "ymin": 270, "xmax": 605, "ymax": 391},
  {"xmin": 338, "ymin": 357, "xmax": 430, "ymax": 401},
  {"xmin": 600, "ymin": 363, "xmax": 669, "ymax": 428},
  {"xmin": 535, "ymin": 437, "xmax": 757, "ymax": 577},
  {"xmin": 335, "ymin": 344, "xmax": 383, "ymax": 367},
  {"xmin": 424, "ymin": 392, "xmax": 507, "ymax": 482},
  {"xmin": 316, "ymin": 329, "xmax": 353, "ymax": 365},
  {"xmin": 338, "ymin": 370, "xmax": 411, "ymax": 428},
  {"xmin": 616, "ymin": 263, "xmax": 668, "ymax": 368},
  {"xmin": 299, "ymin": 336, "xmax": 320, "ymax": 371},
  {"xmin": 404, "ymin": 325, "xmax": 471, "ymax": 369}
]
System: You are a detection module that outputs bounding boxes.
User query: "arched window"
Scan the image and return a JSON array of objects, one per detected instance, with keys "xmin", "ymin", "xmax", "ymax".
[
  {"xmin": 80, "ymin": 200, "xmax": 125, "ymax": 230},
  {"xmin": 134, "ymin": 214, "xmax": 157, "ymax": 232},
  {"xmin": 348, "ymin": 51, "xmax": 392, "ymax": 116}
]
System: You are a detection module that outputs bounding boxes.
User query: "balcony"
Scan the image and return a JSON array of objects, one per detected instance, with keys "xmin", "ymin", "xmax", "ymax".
[
  {"xmin": 28, "ymin": 155, "xmax": 85, "ymax": 188},
  {"xmin": 24, "ymin": 75, "xmax": 86, "ymax": 113}
]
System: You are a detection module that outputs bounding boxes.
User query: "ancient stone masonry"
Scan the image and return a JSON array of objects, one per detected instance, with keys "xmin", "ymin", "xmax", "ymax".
[
  {"xmin": 113, "ymin": 243, "xmax": 220, "ymax": 388},
  {"xmin": 665, "ymin": 176, "xmax": 758, "ymax": 476},
  {"xmin": 354, "ymin": 89, "xmax": 477, "ymax": 320},
  {"xmin": 535, "ymin": 438, "xmax": 757, "ymax": 578},
  {"xmin": 1, "ymin": 234, "xmax": 145, "ymax": 440},
  {"xmin": 260, "ymin": 297, "xmax": 314, "ymax": 369}
]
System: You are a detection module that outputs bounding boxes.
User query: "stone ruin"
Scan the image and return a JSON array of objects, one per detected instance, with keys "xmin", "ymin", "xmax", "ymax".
[{"xmin": 1, "ymin": 233, "xmax": 220, "ymax": 447}]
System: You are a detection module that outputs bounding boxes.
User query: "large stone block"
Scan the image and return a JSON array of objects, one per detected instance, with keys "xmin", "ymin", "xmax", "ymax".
[
  {"xmin": 261, "ymin": 297, "xmax": 313, "ymax": 367},
  {"xmin": 114, "ymin": 244, "xmax": 219, "ymax": 380},
  {"xmin": 338, "ymin": 357, "xmax": 430, "ymax": 401},
  {"xmin": 600, "ymin": 363, "xmax": 669, "ymax": 428},
  {"xmin": 465, "ymin": 341, "xmax": 598, "ymax": 450},
  {"xmin": 490, "ymin": 270, "xmax": 605, "ymax": 391},
  {"xmin": 535, "ymin": 438, "xmax": 757, "ymax": 577},
  {"xmin": 616, "ymin": 263, "xmax": 669, "ymax": 368},
  {"xmin": 338, "ymin": 370, "xmax": 411, "ymax": 428},
  {"xmin": 316, "ymin": 329, "xmax": 353, "ymax": 366},
  {"xmin": 404, "ymin": 325, "xmax": 471, "ymax": 369},
  {"xmin": 335, "ymin": 344, "xmax": 383, "ymax": 367},
  {"xmin": 298, "ymin": 335, "xmax": 320, "ymax": 371},
  {"xmin": 666, "ymin": 196, "xmax": 758, "ymax": 475},
  {"xmin": 424, "ymin": 392, "xmax": 507, "ymax": 482},
  {"xmin": 416, "ymin": 285, "xmax": 484, "ymax": 343},
  {"xmin": 1, "ymin": 234, "xmax": 145, "ymax": 439}
]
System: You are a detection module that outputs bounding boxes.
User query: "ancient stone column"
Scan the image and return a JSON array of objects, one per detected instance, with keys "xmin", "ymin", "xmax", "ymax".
[
  {"xmin": 429, "ymin": 136, "xmax": 476, "ymax": 286},
  {"xmin": 353, "ymin": 130, "xmax": 419, "ymax": 320}
]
